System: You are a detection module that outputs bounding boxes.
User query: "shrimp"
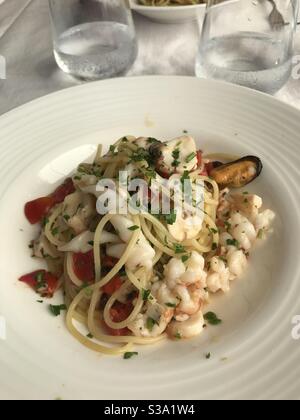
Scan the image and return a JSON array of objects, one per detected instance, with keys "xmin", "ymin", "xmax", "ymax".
[
  {"xmin": 167, "ymin": 310, "xmax": 205, "ymax": 339},
  {"xmin": 106, "ymin": 215, "xmax": 155, "ymax": 271},
  {"xmin": 127, "ymin": 303, "xmax": 174, "ymax": 338},
  {"xmin": 206, "ymin": 256, "xmax": 230, "ymax": 293},
  {"xmin": 229, "ymin": 212, "xmax": 256, "ymax": 251}
]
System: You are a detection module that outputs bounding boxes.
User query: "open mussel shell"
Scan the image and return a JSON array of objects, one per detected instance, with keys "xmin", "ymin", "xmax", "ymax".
[{"xmin": 209, "ymin": 156, "xmax": 263, "ymax": 188}]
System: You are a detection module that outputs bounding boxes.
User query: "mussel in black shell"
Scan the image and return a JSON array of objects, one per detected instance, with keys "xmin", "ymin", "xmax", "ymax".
[{"xmin": 209, "ymin": 156, "xmax": 263, "ymax": 188}]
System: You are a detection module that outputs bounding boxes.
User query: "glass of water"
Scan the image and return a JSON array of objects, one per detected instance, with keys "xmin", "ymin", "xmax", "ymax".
[
  {"xmin": 49, "ymin": 0, "xmax": 138, "ymax": 80},
  {"xmin": 196, "ymin": 0, "xmax": 298, "ymax": 94}
]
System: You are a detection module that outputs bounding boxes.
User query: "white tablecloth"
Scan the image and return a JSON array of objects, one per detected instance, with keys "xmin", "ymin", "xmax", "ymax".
[{"xmin": 0, "ymin": 0, "xmax": 300, "ymax": 115}]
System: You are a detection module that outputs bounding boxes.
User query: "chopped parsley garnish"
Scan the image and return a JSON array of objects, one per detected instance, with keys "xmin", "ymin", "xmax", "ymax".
[
  {"xmin": 36, "ymin": 300, "xmax": 43, "ymax": 304},
  {"xmin": 175, "ymin": 332, "xmax": 182, "ymax": 339},
  {"xmin": 165, "ymin": 210, "xmax": 177, "ymax": 225},
  {"xmin": 142, "ymin": 289, "xmax": 151, "ymax": 301},
  {"xmin": 146, "ymin": 317, "xmax": 157, "ymax": 332},
  {"xmin": 205, "ymin": 352, "xmax": 211, "ymax": 359},
  {"xmin": 128, "ymin": 225, "xmax": 139, "ymax": 231},
  {"xmin": 63, "ymin": 214, "xmax": 70, "ymax": 221},
  {"xmin": 183, "ymin": 130, "xmax": 188, "ymax": 134},
  {"xmin": 185, "ymin": 152, "xmax": 196, "ymax": 163},
  {"xmin": 51, "ymin": 227, "xmax": 59, "ymax": 236},
  {"xmin": 258, "ymin": 229, "xmax": 264, "ymax": 239},
  {"xmin": 86, "ymin": 333, "xmax": 94, "ymax": 339},
  {"xmin": 226, "ymin": 238, "xmax": 239, "ymax": 247},
  {"xmin": 219, "ymin": 256, "xmax": 227, "ymax": 263},
  {"xmin": 147, "ymin": 137, "xmax": 159, "ymax": 144},
  {"xmin": 171, "ymin": 148, "xmax": 180, "ymax": 168},
  {"xmin": 209, "ymin": 227, "xmax": 218, "ymax": 234},
  {"xmin": 243, "ymin": 191, "xmax": 249, "ymax": 195},
  {"xmin": 35, "ymin": 271, "xmax": 46, "ymax": 289},
  {"xmin": 174, "ymin": 244, "xmax": 186, "ymax": 254},
  {"xmin": 109, "ymin": 145, "xmax": 116, "ymax": 154},
  {"xmin": 224, "ymin": 221, "xmax": 231, "ymax": 230},
  {"xmin": 130, "ymin": 148, "xmax": 151, "ymax": 163},
  {"xmin": 181, "ymin": 254, "xmax": 190, "ymax": 263},
  {"xmin": 28, "ymin": 243, "xmax": 34, "ymax": 249},
  {"xmin": 180, "ymin": 170, "xmax": 190, "ymax": 186},
  {"xmin": 41, "ymin": 217, "xmax": 49, "ymax": 227},
  {"xmin": 172, "ymin": 148, "xmax": 180, "ymax": 160},
  {"xmin": 145, "ymin": 168, "xmax": 157, "ymax": 179},
  {"xmin": 204, "ymin": 312, "xmax": 222, "ymax": 326},
  {"xmin": 88, "ymin": 241, "xmax": 94, "ymax": 246},
  {"xmin": 123, "ymin": 352, "xmax": 138, "ymax": 360},
  {"xmin": 165, "ymin": 302, "xmax": 177, "ymax": 308},
  {"xmin": 74, "ymin": 176, "xmax": 81, "ymax": 181},
  {"xmin": 122, "ymin": 137, "xmax": 128, "ymax": 142},
  {"xmin": 212, "ymin": 242, "xmax": 218, "ymax": 251},
  {"xmin": 49, "ymin": 304, "xmax": 67, "ymax": 317}
]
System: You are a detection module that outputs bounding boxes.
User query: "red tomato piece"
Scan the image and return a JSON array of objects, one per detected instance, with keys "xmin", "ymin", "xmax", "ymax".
[
  {"xmin": 19, "ymin": 270, "xmax": 59, "ymax": 298},
  {"xmin": 101, "ymin": 276, "xmax": 123, "ymax": 295},
  {"xmin": 24, "ymin": 196, "xmax": 55, "ymax": 225},
  {"xmin": 101, "ymin": 255, "xmax": 119, "ymax": 269},
  {"xmin": 72, "ymin": 250, "xmax": 95, "ymax": 283},
  {"xmin": 52, "ymin": 178, "xmax": 75, "ymax": 204}
]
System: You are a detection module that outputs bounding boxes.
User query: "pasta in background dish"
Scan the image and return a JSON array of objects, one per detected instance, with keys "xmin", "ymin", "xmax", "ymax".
[{"xmin": 20, "ymin": 135, "xmax": 275, "ymax": 356}]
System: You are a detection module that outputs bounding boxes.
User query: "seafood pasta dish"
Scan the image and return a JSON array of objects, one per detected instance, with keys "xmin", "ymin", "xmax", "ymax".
[{"xmin": 20, "ymin": 135, "xmax": 275, "ymax": 356}]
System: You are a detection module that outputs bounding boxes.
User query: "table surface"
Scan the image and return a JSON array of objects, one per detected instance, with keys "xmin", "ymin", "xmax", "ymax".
[{"xmin": 0, "ymin": 0, "xmax": 300, "ymax": 116}]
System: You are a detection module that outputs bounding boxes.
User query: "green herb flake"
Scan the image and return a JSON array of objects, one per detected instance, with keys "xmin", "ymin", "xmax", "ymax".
[
  {"xmin": 212, "ymin": 242, "xmax": 218, "ymax": 251},
  {"xmin": 185, "ymin": 152, "xmax": 196, "ymax": 163},
  {"xmin": 165, "ymin": 210, "xmax": 177, "ymax": 225},
  {"xmin": 142, "ymin": 289, "xmax": 151, "ymax": 301},
  {"xmin": 51, "ymin": 227, "xmax": 59, "ymax": 236},
  {"xmin": 42, "ymin": 217, "xmax": 49, "ymax": 228},
  {"xmin": 63, "ymin": 214, "xmax": 70, "ymax": 221},
  {"xmin": 49, "ymin": 304, "xmax": 67, "ymax": 317},
  {"xmin": 146, "ymin": 317, "xmax": 156, "ymax": 332},
  {"xmin": 175, "ymin": 332, "xmax": 182, "ymax": 340},
  {"xmin": 258, "ymin": 229, "xmax": 264, "ymax": 239},
  {"xmin": 174, "ymin": 244, "xmax": 186, "ymax": 254},
  {"xmin": 86, "ymin": 333, "xmax": 94, "ymax": 339},
  {"xmin": 224, "ymin": 221, "xmax": 231, "ymax": 230},
  {"xmin": 88, "ymin": 241, "xmax": 94, "ymax": 246},
  {"xmin": 165, "ymin": 302, "xmax": 176, "ymax": 308},
  {"xmin": 109, "ymin": 145, "xmax": 116, "ymax": 154},
  {"xmin": 209, "ymin": 227, "xmax": 218, "ymax": 235},
  {"xmin": 204, "ymin": 312, "xmax": 222, "ymax": 326},
  {"xmin": 205, "ymin": 352, "xmax": 211, "ymax": 359},
  {"xmin": 128, "ymin": 225, "xmax": 139, "ymax": 231},
  {"xmin": 243, "ymin": 191, "xmax": 249, "ymax": 195},
  {"xmin": 181, "ymin": 254, "xmax": 190, "ymax": 263},
  {"xmin": 226, "ymin": 238, "xmax": 239, "ymax": 248},
  {"xmin": 123, "ymin": 352, "xmax": 138, "ymax": 360},
  {"xmin": 36, "ymin": 300, "xmax": 43, "ymax": 304}
]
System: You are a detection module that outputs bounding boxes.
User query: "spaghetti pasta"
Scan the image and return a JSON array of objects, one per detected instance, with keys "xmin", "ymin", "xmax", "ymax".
[{"xmin": 21, "ymin": 134, "xmax": 275, "ymax": 356}]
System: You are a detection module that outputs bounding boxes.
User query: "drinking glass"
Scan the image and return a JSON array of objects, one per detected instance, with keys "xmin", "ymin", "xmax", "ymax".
[
  {"xmin": 49, "ymin": 0, "xmax": 138, "ymax": 80},
  {"xmin": 196, "ymin": 0, "xmax": 298, "ymax": 94}
]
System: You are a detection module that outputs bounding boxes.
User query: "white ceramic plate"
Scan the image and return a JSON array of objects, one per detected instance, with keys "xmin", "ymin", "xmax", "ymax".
[
  {"xmin": 0, "ymin": 76, "xmax": 300, "ymax": 400},
  {"xmin": 129, "ymin": 0, "xmax": 206, "ymax": 23}
]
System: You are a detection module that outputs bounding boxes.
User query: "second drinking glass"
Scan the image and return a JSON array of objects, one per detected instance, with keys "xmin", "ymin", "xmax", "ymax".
[
  {"xmin": 196, "ymin": 0, "xmax": 298, "ymax": 94},
  {"xmin": 49, "ymin": 0, "xmax": 138, "ymax": 80}
]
